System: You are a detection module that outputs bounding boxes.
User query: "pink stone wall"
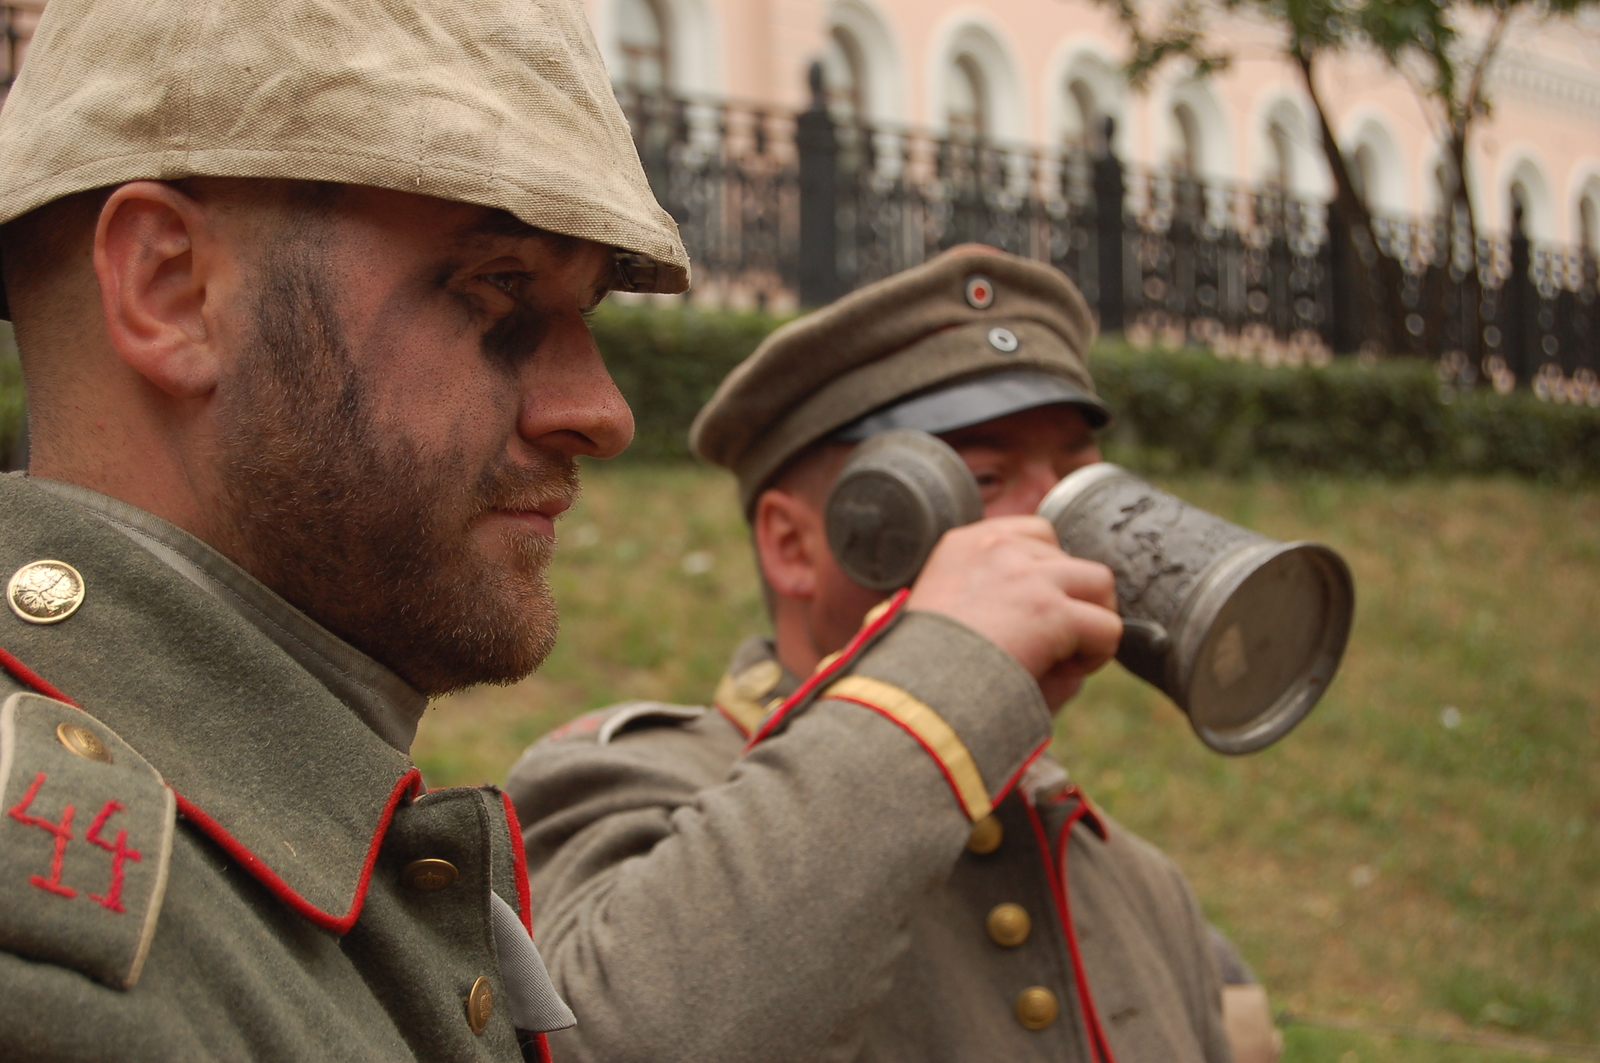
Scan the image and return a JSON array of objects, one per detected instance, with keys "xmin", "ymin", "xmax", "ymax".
[{"xmin": 584, "ymin": 0, "xmax": 1600, "ymax": 245}]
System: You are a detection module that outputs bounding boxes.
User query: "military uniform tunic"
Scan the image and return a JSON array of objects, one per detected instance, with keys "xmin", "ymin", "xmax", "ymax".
[
  {"xmin": 507, "ymin": 627, "xmax": 1233, "ymax": 1063},
  {"xmin": 0, "ymin": 473, "xmax": 573, "ymax": 1062}
]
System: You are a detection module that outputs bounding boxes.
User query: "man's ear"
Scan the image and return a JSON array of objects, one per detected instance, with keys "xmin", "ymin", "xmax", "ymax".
[
  {"xmin": 93, "ymin": 181, "xmax": 224, "ymax": 397},
  {"xmin": 753, "ymin": 488, "xmax": 821, "ymax": 602}
]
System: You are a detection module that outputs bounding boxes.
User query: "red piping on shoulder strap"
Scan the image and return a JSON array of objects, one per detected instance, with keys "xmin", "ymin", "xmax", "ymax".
[
  {"xmin": 531, "ymin": 1032, "xmax": 554, "ymax": 1063},
  {"xmin": 744, "ymin": 588, "xmax": 909, "ymax": 752},
  {"xmin": 173, "ymin": 768, "xmax": 423, "ymax": 935},
  {"xmin": 1024, "ymin": 792, "xmax": 1118, "ymax": 1063},
  {"xmin": 0, "ymin": 646, "xmax": 80, "ymax": 707},
  {"xmin": 500, "ymin": 791, "xmax": 534, "ymax": 935}
]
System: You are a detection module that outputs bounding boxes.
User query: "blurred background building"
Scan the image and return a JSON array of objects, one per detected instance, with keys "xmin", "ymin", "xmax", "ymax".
[{"xmin": 587, "ymin": 0, "xmax": 1600, "ymax": 250}]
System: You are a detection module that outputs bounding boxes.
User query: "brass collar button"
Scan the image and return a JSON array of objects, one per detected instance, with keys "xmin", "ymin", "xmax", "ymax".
[
  {"xmin": 8, "ymin": 560, "xmax": 86, "ymax": 625},
  {"xmin": 56, "ymin": 721, "xmax": 112, "ymax": 764},
  {"xmin": 987, "ymin": 903, "xmax": 1031, "ymax": 948},
  {"xmin": 401, "ymin": 859, "xmax": 459, "ymax": 891},
  {"xmin": 966, "ymin": 815, "xmax": 1003, "ymax": 855},
  {"xmin": 465, "ymin": 976, "xmax": 494, "ymax": 1034},
  {"xmin": 1015, "ymin": 986, "xmax": 1059, "ymax": 1030}
]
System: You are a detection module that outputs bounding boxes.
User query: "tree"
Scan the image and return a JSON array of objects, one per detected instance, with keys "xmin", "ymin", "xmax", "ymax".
[{"xmin": 1099, "ymin": 0, "xmax": 1595, "ymax": 357}]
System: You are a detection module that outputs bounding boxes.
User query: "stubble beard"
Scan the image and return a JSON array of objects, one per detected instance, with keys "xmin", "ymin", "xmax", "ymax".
[{"xmin": 215, "ymin": 234, "xmax": 572, "ymax": 696}]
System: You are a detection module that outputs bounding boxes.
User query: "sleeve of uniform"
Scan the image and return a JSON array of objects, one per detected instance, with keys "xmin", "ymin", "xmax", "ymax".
[{"xmin": 506, "ymin": 607, "xmax": 1052, "ymax": 1063}]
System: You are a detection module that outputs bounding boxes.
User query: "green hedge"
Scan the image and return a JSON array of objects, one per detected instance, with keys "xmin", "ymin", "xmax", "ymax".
[
  {"xmin": 1091, "ymin": 347, "xmax": 1600, "ymax": 481},
  {"xmin": 4, "ymin": 304, "xmax": 1598, "ymax": 480},
  {"xmin": 593, "ymin": 303, "xmax": 1600, "ymax": 481}
]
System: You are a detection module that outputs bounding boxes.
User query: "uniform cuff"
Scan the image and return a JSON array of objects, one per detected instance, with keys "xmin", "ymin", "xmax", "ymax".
[{"xmin": 819, "ymin": 610, "xmax": 1052, "ymax": 821}]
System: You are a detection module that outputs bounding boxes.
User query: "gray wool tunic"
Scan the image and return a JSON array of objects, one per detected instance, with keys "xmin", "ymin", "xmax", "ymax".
[
  {"xmin": 0, "ymin": 473, "xmax": 572, "ymax": 1062},
  {"xmin": 507, "ymin": 630, "xmax": 1234, "ymax": 1063}
]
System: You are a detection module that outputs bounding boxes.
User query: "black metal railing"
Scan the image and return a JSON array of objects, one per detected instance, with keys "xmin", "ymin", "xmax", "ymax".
[{"xmin": 619, "ymin": 78, "xmax": 1600, "ymax": 397}]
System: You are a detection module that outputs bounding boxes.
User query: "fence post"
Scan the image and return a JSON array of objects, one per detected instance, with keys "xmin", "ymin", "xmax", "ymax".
[
  {"xmin": 797, "ymin": 62, "xmax": 838, "ymax": 308},
  {"xmin": 1092, "ymin": 117, "xmax": 1125, "ymax": 333},
  {"xmin": 1501, "ymin": 202, "xmax": 1539, "ymax": 382}
]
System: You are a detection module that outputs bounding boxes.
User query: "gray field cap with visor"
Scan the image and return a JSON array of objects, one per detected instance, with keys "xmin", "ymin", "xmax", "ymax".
[
  {"xmin": 0, "ymin": 0, "xmax": 690, "ymax": 317},
  {"xmin": 692, "ymin": 244, "xmax": 1111, "ymax": 514}
]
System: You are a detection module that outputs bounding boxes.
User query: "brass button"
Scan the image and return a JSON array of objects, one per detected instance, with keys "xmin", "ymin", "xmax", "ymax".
[
  {"xmin": 465, "ymin": 975, "xmax": 494, "ymax": 1034},
  {"xmin": 402, "ymin": 858, "xmax": 459, "ymax": 891},
  {"xmin": 987, "ymin": 903, "xmax": 1031, "ymax": 947},
  {"xmin": 8, "ymin": 560, "xmax": 86, "ymax": 624},
  {"xmin": 1015, "ymin": 986, "xmax": 1059, "ymax": 1030},
  {"xmin": 967, "ymin": 815, "xmax": 1003, "ymax": 854},
  {"xmin": 56, "ymin": 721, "xmax": 112, "ymax": 764}
]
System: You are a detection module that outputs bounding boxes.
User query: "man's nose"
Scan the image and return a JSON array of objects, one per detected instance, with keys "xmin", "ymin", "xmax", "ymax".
[
  {"xmin": 991, "ymin": 460, "xmax": 1062, "ymax": 517},
  {"xmin": 516, "ymin": 319, "xmax": 635, "ymax": 460}
]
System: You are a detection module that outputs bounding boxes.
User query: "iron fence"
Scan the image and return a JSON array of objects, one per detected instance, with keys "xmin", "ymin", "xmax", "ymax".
[{"xmin": 621, "ymin": 77, "xmax": 1600, "ymax": 398}]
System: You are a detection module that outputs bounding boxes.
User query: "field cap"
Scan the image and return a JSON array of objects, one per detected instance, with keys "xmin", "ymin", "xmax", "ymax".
[
  {"xmin": 0, "ymin": 0, "xmax": 690, "ymax": 309},
  {"xmin": 691, "ymin": 244, "xmax": 1107, "ymax": 513}
]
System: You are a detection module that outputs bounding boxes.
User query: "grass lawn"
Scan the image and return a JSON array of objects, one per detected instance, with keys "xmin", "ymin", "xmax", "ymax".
[{"xmin": 416, "ymin": 464, "xmax": 1600, "ymax": 1058}]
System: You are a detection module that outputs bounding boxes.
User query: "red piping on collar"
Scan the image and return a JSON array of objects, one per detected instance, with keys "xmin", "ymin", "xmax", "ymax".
[
  {"xmin": 502, "ymin": 797, "xmax": 551, "ymax": 1063},
  {"xmin": 500, "ymin": 791, "xmax": 534, "ymax": 935},
  {"xmin": 3, "ymin": 643, "xmax": 427, "ymax": 937},
  {"xmin": 744, "ymin": 588, "xmax": 909, "ymax": 751},
  {"xmin": 0, "ymin": 646, "xmax": 79, "ymax": 707},
  {"xmin": 1024, "ymin": 791, "xmax": 1118, "ymax": 1063},
  {"xmin": 173, "ymin": 769, "xmax": 423, "ymax": 935}
]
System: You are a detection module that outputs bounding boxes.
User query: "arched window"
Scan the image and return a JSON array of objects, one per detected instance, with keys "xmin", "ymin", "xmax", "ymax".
[
  {"xmin": 1172, "ymin": 103, "xmax": 1200, "ymax": 174},
  {"xmin": 1580, "ymin": 194, "xmax": 1598, "ymax": 253},
  {"xmin": 1265, "ymin": 120, "xmax": 1293, "ymax": 190},
  {"xmin": 1062, "ymin": 79, "xmax": 1100, "ymax": 151},
  {"xmin": 616, "ymin": 0, "xmax": 669, "ymax": 94},
  {"xmin": 822, "ymin": 26, "xmax": 866, "ymax": 123},
  {"xmin": 1510, "ymin": 181, "xmax": 1531, "ymax": 237},
  {"xmin": 1350, "ymin": 143, "xmax": 1378, "ymax": 210},
  {"xmin": 947, "ymin": 53, "xmax": 987, "ymax": 142}
]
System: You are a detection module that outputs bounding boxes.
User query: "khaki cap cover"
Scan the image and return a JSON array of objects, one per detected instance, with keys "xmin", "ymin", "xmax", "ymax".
[
  {"xmin": 0, "ymin": 0, "xmax": 689, "ymax": 295},
  {"xmin": 691, "ymin": 245, "xmax": 1099, "ymax": 512}
]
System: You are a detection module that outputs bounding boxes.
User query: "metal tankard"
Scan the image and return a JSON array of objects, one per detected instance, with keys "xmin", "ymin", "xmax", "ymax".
[{"xmin": 824, "ymin": 429, "xmax": 1355, "ymax": 754}]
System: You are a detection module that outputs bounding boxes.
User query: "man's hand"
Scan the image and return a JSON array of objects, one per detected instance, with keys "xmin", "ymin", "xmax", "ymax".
[{"xmin": 905, "ymin": 516, "xmax": 1121, "ymax": 709}]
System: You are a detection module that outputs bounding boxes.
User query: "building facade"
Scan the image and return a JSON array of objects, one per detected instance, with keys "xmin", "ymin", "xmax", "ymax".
[{"xmin": 584, "ymin": 0, "xmax": 1600, "ymax": 250}]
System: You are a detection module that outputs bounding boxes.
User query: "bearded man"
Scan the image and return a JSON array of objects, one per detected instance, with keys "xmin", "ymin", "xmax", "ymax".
[
  {"xmin": 0, "ymin": 0, "xmax": 690, "ymax": 1057},
  {"xmin": 506, "ymin": 247, "xmax": 1283, "ymax": 1063}
]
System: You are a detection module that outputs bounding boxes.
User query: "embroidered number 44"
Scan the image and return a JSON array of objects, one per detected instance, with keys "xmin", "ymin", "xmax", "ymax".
[
  {"xmin": 8, "ymin": 772, "xmax": 140, "ymax": 911},
  {"xmin": 8, "ymin": 772, "xmax": 77, "ymax": 898},
  {"xmin": 85, "ymin": 800, "xmax": 142, "ymax": 912}
]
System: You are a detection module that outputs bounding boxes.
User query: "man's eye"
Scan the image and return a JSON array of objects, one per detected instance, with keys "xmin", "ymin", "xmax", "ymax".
[{"xmin": 482, "ymin": 273, "xmax": 523, "ymax": 295}]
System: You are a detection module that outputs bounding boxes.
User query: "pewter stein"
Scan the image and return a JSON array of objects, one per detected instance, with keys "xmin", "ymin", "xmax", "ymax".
[
  {"xmin": 825, "ymin": 430, "xmax": 1354, "ymax": 754},
  {"xmin": 824, "ymin": 429, "xmax": 982, "ymax": 592}
]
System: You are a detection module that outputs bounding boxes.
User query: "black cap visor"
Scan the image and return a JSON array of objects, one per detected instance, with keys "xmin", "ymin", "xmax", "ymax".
[{"xmin": 829, "ymin": 368, "xmax": 1111, "ymax": 443}]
